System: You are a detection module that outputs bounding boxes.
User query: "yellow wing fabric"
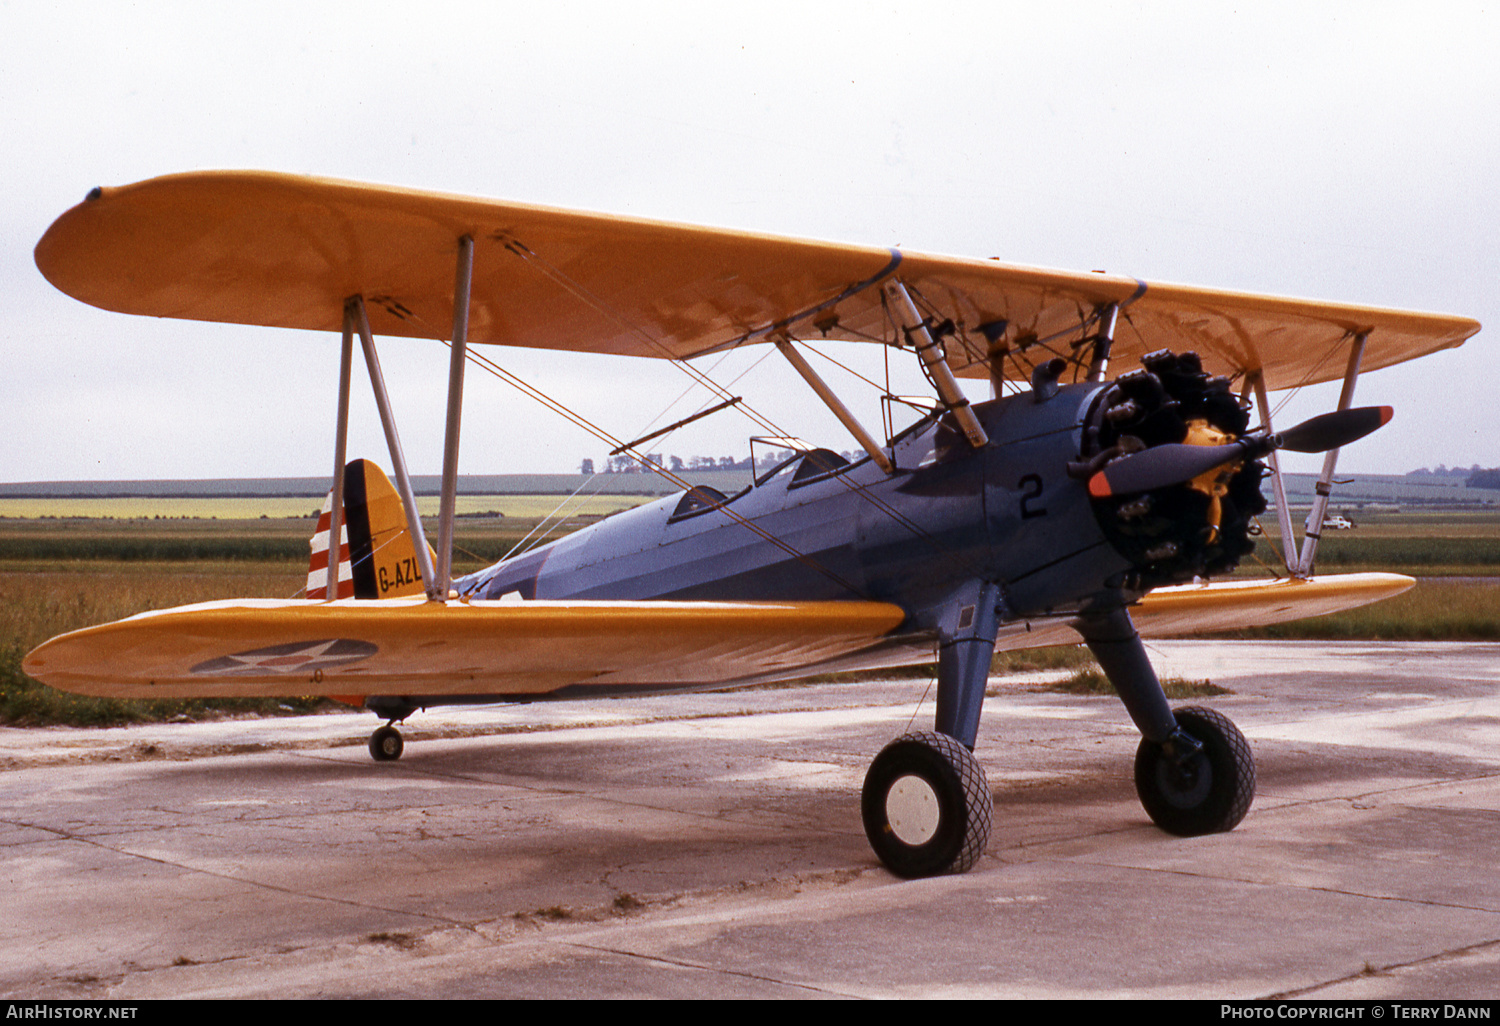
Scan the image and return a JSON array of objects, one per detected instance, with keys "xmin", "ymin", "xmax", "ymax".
[
  {"xmin": 22, "ymin": 598, "xmax": 909, "ymax": 700},
  {"xmin": 36, "ymin": 171, "xmax": 1478, "ymax": 391},
  {"xmin": 987, "ymin": 572, "xmax": 1417, "ymax": 651},
  {"xmin": 1132, "ymin": 572, "xmax": 1415, "ymax": 636},
  {"xmin": 23, "ymin": 574, "xmax": 1410, "ymax": 699}
]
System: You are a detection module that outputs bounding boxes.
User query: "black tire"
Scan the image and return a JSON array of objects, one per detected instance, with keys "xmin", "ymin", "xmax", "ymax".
[
  {"xmin": 1135, "ymin": 706, "xmax": 1254, "ymax": 836},
  {"xmin": 369, "ymin": 725, "xmax": 404, "ymax": 762},
  {"xmin": 862, "ymin": 731, "xmax": 992, "ymax": 878}
]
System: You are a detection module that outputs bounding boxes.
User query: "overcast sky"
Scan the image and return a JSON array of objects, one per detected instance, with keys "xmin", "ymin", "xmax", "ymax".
[{"xmin": 3, "ymin": 1, "xmax": 1495, "ymax": 482}]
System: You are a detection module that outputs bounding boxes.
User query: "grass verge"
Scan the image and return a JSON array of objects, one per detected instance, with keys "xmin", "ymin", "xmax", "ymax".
[
  {"xmin": 0, "ymin": 565, "xmax": 339, "ymax": 726},
  {"xmin": 1046, "ymin": 669, "xmax": 1230, "ymax": 698}
]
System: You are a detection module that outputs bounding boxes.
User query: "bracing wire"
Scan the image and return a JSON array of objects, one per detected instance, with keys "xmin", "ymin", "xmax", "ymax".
[
  {"xmin": 490, "ymin": 240, "xmax": 989, "ymax": 581},
  {"xmin": 445, "ymin": 341, "xmax": 871, "ymax": 598}
]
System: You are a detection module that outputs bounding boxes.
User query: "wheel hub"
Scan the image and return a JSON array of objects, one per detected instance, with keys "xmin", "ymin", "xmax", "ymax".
[
  {"xmin": 885, "ymin": 774, "xmax": 941, "ymax": 845},
  {"xmin": 1156, "ymin": 753, "xmax": 1212, "ymax": 809}
]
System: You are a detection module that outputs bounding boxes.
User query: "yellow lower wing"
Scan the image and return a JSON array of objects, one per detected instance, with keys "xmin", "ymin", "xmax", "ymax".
[
  {"xmin": 23, "ymin": 598, "xmax": 909, "ymax": 699},
  {"xmin": 22, "ymin": 574, "xmax": 1412, "ymax": 701},
  {"xmin": 1134, "ymin": 572, "xmax": 1415, "ymax": 636},
  {"xmin": 990, "ymin": 572, "xmax": 1416, "ymax": 651}
]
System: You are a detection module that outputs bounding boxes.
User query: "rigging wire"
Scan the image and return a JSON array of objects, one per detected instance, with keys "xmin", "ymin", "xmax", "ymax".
[
  {"xmin": 445, "ymin": 340, "xmax": 871, "ymax": 598},
  {"xmin": 492, "ymin": 239, "xmax": 990, "ymax": 581},
  {"xmin": 497, "ymin": 237, "xmax": 791, "ymax": 442},
  {"xmin": 494, "ymin": 472, "xmax": 607, "ymax": 565},
  {"xmin": 1267, "ymin": 333, "xmax": 1354, "ymax": 422}
]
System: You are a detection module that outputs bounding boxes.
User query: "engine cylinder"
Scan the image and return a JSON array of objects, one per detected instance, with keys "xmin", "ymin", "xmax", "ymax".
[{"xmin": 1084, "ymin": 351, "xmax": 1267, "ymax": 589}]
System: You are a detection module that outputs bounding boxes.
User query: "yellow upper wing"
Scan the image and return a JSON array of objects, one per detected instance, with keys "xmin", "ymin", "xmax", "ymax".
[{"xmin": 36, "ymin": 171, "xmax": 1479, "ymax": 391}]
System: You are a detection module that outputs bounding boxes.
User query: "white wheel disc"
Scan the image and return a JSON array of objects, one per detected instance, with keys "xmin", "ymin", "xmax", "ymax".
[{"xmin": 885, "ymin": 774, "xmax": 941, "ymax": 845}]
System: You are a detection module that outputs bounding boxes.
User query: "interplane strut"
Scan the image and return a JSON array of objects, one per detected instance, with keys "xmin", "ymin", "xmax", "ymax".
[{"xmin": 1296, "ymin": 333, "xmax": 1368, "ymax": 576}]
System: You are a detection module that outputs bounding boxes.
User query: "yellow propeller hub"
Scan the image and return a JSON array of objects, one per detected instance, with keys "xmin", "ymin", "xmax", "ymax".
[{"xmin": 1183, "ymin": 418, "xmax": 1240, "ymax": 542}]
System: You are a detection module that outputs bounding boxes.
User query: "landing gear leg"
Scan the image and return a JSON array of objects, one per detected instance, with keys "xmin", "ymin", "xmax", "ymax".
[
  {"xmin": 1078, "ymin": 608, "xmax": 1254, "ymax": 834},
  {"xmin": 863, "ymin": 581, "xmax": 1001, "ymax": 877}
]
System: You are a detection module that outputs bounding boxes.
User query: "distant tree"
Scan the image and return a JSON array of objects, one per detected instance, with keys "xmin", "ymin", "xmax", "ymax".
[
  {"xmin": 1467, "ymin": 468, "xmax": 1500, "ymax": 490},
  {"xmin": 669, "ymin": 455, "xmax": 684, "ymax": 472},
  {"xmin": 580, "ymin": 458, "xmax": 594, "ymax": 475}
]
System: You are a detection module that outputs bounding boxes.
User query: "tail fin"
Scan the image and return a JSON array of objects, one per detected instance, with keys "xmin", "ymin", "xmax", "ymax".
[{"xmin": 308, "ymin": 459, "xmax": 434, "ymax": 599}]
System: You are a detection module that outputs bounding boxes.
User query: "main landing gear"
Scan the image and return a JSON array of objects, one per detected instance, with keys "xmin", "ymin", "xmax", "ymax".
[
  {"xmin": 1134, "ymin": 705, "xmax": 1254, "ymax": 836},
  {"xmin": 862, "ymin": 581, "xmax": 1001, "ymax": 878},
  {"xmin": 859, "ymin": 594, "xmax": 1254, "ymax": 878},
  {"xmin": 862, "ymin": 731, "xmax": 992, "ymax": 878},
  {"xmin": 1079, "ymin": 608, "xmax": 1255, "ymax": 837}
]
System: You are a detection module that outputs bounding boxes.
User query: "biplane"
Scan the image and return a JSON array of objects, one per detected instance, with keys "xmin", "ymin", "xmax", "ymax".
[{"xmin": 23, "ymin": 172, "xmax": 1480, "ymax": 878}]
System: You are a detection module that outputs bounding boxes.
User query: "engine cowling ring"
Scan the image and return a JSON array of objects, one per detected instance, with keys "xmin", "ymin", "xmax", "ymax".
[{"xmin": 1083, "ymin": 351, "xmax": 1268, "ymax": 590}]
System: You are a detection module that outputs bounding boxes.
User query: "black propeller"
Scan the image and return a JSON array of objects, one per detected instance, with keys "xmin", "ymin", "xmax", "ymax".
[
  {"xmin": 1275, "ymin": 406, "xmax": 1393, "ymax": 453},
  {"xmin": 1088, "ymin": 406, "xmax": 1393, "ymax": 499}
]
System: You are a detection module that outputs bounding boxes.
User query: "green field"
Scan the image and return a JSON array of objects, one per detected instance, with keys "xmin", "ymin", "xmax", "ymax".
[
  {"xmin": 0, "ymin": 504, "xmax": 637, "ymax": 569},
  {"xmin": 1, "ymin": 505, "xmax": 1496, "ymax": 726},
  {"xmin": 0, "ymin": 492, "xmax": 649, "ymax": 522},
  {"xmin": 1241, "ymin": 510, "xmax": 1500, "ymax": 577}
]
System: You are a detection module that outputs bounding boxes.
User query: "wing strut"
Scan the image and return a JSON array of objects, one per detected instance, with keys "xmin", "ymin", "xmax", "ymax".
[
  {"xmin": 329, "ymin": 239, "xmax": 474, "ymax": 603},
  {"xmin": 1248, "ymin": 332, "xmax": 1371, "ymax": 579},
  {"xmin": 1086, "ymin": 303, "xmax": 1120, "ymax": 382},
  {"xmin": 1295, "ymin": 332, "xmax": 1368, "ymax": 576},
  {"xmin": 349, "ymin": 296, "xmax": 440, "ymax": 596},
  {"xmin": 435, "ymin": 235, "xmax": 475, "ymax": 598},
  {"xmin": 1250, "ymin": 370, "xmax": 1300, "ymax": 576},
  {"xmin": 774, "ymin": 338, "xmax": 894, "ymax": 474},
  {"xmin": 321, "ymin": 310, "xmax": 355, "ymax": 598},
  {"xmin": 883, "ymin": 281, "xmax": 989, "ymax": 448}
]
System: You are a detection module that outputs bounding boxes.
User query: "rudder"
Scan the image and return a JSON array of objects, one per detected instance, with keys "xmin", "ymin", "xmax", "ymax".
[{"xmin": 307, "ymin": 459, "xmax": 432, "ymax": 600}]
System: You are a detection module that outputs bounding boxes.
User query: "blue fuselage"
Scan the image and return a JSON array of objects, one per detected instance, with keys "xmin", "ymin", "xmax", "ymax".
[{"xmin": 461, "ymin": 383, "xmax": 1134, "ymax": 624}]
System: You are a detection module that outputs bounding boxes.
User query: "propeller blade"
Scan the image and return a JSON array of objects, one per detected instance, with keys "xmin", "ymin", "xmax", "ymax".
[
  {"xmin": 1276, "ymin": 406, "xmax": 1393, "ymax": 453},
  {"xmin": 1087, "ymin": 441, "xmax": 1251, "ymax": 498},
  {"xmin": 1087, "ymin": 406, "xmax": 1393, "ymax": 499}
]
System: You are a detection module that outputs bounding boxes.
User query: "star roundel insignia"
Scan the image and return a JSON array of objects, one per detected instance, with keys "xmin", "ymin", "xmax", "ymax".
[{"xmin": 191, "ymin": 638, "xmax": 378, "ymax": 676}]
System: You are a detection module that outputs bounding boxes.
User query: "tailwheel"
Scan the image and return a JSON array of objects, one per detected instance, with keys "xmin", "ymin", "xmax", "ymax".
[
  {"xmin": 369, "ymin": 724, "xmax": 404, "ymax": 762},
  {"xmin": 861, "ymin": 731, "xmax": 992, "ymax": 878},
  {"xmin": 1135, "ymin": 706, "xmax": 1254, "ymax": 836}
]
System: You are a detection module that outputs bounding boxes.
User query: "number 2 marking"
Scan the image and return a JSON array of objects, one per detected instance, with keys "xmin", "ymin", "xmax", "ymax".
[{"xmin": 1019, "ymin": 474, "xmax": 1046, "ymax": 519}]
